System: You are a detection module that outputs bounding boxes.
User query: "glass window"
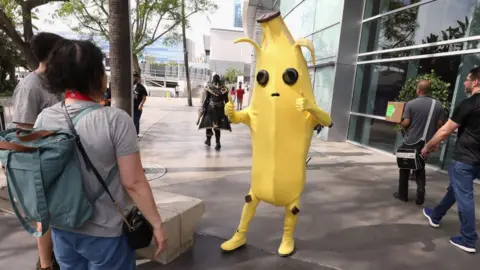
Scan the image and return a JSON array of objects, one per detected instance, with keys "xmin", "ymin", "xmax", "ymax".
[
  {"xmin": 280, "ymin": 0, "xmax": 303, "ymax": 17},
  {"xmin": 312, "ymin": 25, "xmax": 341, "ymax": 61},
  {"xmin": 352, "ymin": 54, "xmax": 462, "ymax": 116},
  {"xmin": 284, "ymin": 0, "xmax": 316, "ymax": 38},
  {"xmin": 284, "ymin": 2, "xmax": 304, "ymax": 38},
  {"xmin": 358, "ymin": 40, "xmax": 480, "ymax": 62},
  {"xmin": 360, "ymin": 0, "xmax": 480, "ymax": 53},
  {"xmin": 314, "ymin": 0, "xmax": 344, "ymax": 31},
  {"xmin": 364, "ymin": 0, "xmax": 423, "ymax": 19},
  {"xmin": 348, "ymin": 115, "xmax": 401, "ymax": 153},
  {"xmin": 300, "ymin": 36, "xmax": 314, "ymax": 64},
  {"xmin": 314, "ymin": 66, "xmax": 335, "ymax": 140}
]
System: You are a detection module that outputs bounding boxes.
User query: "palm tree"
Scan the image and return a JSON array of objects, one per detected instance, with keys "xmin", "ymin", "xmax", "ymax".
[{"xmin": 108, "ymin": 0, "xmax": 133, "ymax": 115}]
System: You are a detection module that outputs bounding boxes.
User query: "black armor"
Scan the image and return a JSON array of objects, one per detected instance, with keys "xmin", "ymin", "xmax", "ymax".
[{"xmin": 198, "ymin": 76, "xmax": 232, "ymax": 150}]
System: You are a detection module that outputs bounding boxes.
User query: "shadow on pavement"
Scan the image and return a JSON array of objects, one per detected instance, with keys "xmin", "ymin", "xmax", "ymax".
[{"xmin": 137, "ymin": 234, "xmax": 335, "ymax": 270}]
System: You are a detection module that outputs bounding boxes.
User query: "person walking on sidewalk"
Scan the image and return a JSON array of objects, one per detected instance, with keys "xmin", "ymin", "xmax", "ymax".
[
  {"xmin": 394, "ymin": 80, "xmax": 444, "ymax": 205},
  {"xmin": 421, "ymin": 67, "xmax": 480, "ymax": 254},
  {"xmin": 133, "ymin": 71, "xmax": 148, "ymax": 136},
  {"xmin": 11, "ymin": 32, "xmax": 64, "ymax": 270},
  {"xmin": 39, "ymin": 39, "xmax": 167, "ymax": 269},
  {"xmin": 236, "ymin": 84, "xmax": 245, "ymax": 110},
  {"xmin": 198, "ymin": 74, "xmax": 231, "ymax": 150}
]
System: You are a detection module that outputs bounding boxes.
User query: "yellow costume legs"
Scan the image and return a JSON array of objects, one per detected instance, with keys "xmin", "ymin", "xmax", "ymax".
[
  {"xmin": 278, "ymin": 197, "xmax": 300, "ymax": 257},
  {"xmin": 221, "ymin": 190, "xmax": 260, "ymax": 251}
]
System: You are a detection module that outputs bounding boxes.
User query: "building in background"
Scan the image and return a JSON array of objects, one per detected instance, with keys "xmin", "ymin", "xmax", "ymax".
[
  {"xmin": 243, "ymin": 0, "xmax": 480, "ymax": 172},
  {"xmin": 234, "ymin": 0, "xmax": 243, "ymax": 28},
  {"xmin": 203, "ymin": 0, "xmax": 251, "ymax": 80},
  {"xmin": 207, "ymin": 28, "xmax": 252, "ymax": 77}
]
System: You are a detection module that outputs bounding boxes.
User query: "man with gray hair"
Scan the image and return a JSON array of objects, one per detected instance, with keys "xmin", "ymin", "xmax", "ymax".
[{"xmin": 394, "ymin": 80, "xmax": 444, "ymax": 205}]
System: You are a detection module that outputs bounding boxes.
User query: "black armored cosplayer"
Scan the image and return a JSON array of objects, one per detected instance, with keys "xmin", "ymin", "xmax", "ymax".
[{"xmin": 198, "ymin": 74, "xmax": 232, "ymax": 150}]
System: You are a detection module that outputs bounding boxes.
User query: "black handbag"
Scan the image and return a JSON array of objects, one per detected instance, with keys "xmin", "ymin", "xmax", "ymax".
[
  {"xmin": 396, "ymin": 98, "xmax": 435, "ymax": 170},
  {"xmin": 62, "ymin": 102, "xmax": 153, "ymax": 250}
]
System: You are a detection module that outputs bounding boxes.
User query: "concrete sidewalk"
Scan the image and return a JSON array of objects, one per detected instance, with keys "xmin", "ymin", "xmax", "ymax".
[{"xmin": 1, "ymin": 97, "xmax": 479, "ymax": 270}]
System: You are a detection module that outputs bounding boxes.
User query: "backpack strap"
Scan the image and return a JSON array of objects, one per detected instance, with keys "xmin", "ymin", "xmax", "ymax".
[
  {"xmin": 72, "ymin": 104, "xmax": 103, "ymax": 126},
  {"xmin": 91, "ymin": 163, "xmax": 118, "ymax": 201},
  {"xmin": 63, "ymin": 103, "xmax": 120, "ymax": 203}
]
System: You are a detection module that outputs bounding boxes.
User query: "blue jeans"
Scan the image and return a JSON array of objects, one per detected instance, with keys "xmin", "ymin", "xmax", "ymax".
[
  {"xmin": 431, "ymin": 160, "xmax": 479, "ymax": 246},
  {"xmin": 51, "ymin": 228, "xmax": 136, "ymax": 270},
  {"xmin": 133, "ymin": 108, "xmax": 142, "ymax": 135}
]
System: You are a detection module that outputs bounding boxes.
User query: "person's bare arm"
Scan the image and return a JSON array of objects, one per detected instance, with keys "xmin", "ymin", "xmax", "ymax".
[
  {"xmin": 436, "ymin": 119, "xmax": 444, "ymax": 131},
  {"xmin": 117, "ymin": 152, "xmax": 162, "ymax": 228},
  {"xmin": 424, "ymin": 120, "xmax": 459, "ymax": 152},
  {"xmin": 400, "ymin": 118, "xmax": 410, "ymax": 129}
]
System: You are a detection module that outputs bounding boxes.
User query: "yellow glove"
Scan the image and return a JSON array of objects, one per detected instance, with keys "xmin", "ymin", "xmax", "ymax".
[
  {"xmin": 225, "ymin": 93, "xmax": 235, "ymax": 118},
  {"xmin": 296, "ymin": 92, "xmax": 313, "ymax": 112}
]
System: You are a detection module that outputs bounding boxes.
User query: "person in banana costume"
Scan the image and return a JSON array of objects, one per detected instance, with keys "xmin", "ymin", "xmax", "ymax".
[{"xmin": 222, "ymin": 11, "xmax": 333, "ymax": 256}]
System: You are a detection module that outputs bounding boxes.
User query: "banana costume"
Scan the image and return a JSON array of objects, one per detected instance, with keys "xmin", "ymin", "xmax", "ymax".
[{"xmin": 222, "ymin": 11, "xmax": 332, "ymax": 256}]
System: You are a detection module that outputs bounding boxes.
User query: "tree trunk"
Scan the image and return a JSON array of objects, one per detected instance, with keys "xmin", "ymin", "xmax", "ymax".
[
  {"xmin": 22, "ymin": 4, "xmax": 34, "ymax": 43},
  {"xmin": 109, "ymin": 0, "xmax": 133, "ymax": 116},
  {"xmin": 7, "ymin": 65, "xmax": 16, "ymax": 84},
  {"xmin": 132, "ymin": 53, "xmax": 141, "ymax": 74},
  {"xmin": 181, "ymin": 0, "xmax": 192, "ymax": 106}
]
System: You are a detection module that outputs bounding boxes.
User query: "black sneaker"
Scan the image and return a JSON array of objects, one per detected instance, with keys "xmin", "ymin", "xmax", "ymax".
[
  {"xmin": 215, "ymin": 143, "xmax": 221, "ymax": 151},
  {"xmin": 416, "ymin": 191, "xmax": 425, "ymax": 205},
  {"xmin": 393, "ymin": 192, "xmax": 408, "ymax": 202},
  {"xmin": 205, "ymin": 140, "xmax": 211, "ymax": 147}
]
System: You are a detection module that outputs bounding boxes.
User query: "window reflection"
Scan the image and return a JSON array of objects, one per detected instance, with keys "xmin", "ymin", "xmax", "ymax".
[
  {"xmin": 348, "ymin": 115, "xmax": 401, "ymax": 153},
  {"xmin": 360, "ymin": 0, "xmax": 480, "ymax": 53},
  {"xmin": 314, "ymin": 66, "xmax": 335, "ymax": 140},
  {"xmin": 314, "ymin": 0, "xmax": 343, "ymax": 31},
  {"xmin": 284, "ymin": 0, "xmax": 316, "ymax": 39},
  {"xmin": 352, "ymin": 55, "xmax": 461, "ymax": 116},
  {"xmin": 312, "ymin": 25, "xmax": 341, "ymax": 61},
  {"xmin": 364, "ymin": 0, "xmax": 422, "ymax": 19}
]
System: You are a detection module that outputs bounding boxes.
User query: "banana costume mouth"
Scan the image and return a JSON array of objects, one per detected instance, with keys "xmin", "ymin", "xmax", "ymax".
[{"xmin": 271, "ymin": 93, "xmax": 280, "ymax": 97}]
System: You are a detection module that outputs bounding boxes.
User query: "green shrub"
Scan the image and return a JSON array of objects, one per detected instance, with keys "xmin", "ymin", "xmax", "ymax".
[
  {"xmin": 393, "ymin": 70, "xmax": 450, "ymax": 131},
  {"xmin": 396, "ymin": 70, "xmax": 451, "ymax": 113}
]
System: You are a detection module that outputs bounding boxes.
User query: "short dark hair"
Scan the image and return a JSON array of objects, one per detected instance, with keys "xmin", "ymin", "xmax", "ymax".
[
  {"xmin": 30, "ymin": 32, "xmax": 64, "ymax": 62},
  {"xmin": 44, "ymin": 39, "xmax": 105, "ymax": 96},
  {"xmin": 469, "ymin": 67, "xmax": 480, "ymax": 80}
]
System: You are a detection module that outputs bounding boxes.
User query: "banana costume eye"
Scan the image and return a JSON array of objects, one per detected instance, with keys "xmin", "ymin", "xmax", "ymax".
[
  {"xmin": 256, "ymin": 70, "xmax": 269, "ymax": 86},
  {"xmin": 282, "ymin": 68, "xmax": 298, "ymax": 85}
]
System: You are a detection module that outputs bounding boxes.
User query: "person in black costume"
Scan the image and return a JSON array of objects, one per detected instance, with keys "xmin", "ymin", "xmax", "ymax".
[{"xmin": 198, "ymin": 74, "xmax": 231, "ymax": 150}]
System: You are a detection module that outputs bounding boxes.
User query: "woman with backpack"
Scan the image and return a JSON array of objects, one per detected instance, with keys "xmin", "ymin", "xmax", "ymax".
[{"xmin": 35, "ymin": 39, "xmax": 167, "ymax": 269}]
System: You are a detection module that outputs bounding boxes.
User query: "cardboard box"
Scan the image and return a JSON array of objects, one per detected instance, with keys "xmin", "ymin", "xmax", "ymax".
[{"xmin": 385, "ymin": 102, "xmax": 405, "ymax": 123}]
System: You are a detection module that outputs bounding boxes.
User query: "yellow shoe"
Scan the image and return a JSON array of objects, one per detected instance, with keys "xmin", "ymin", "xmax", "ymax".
[
  {"xmin": 278, "ymin": 237, "xmax": 295, "ymax": 257},
  {"xmin": 221, "ymin": 230, "xmax": 247, "ymax": 251}
]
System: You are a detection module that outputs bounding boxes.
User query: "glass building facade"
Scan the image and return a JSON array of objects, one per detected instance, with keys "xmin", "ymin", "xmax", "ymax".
[
  {"xmin": 247, "ymin": 0, "xmax": 480, "ymax": 171},
  {"xmin": 349, "ymin": 0, "xmax": 480, "ymax": 170},
  {"xmin": 234, "ymin": 0, "xmax": 243, "ymax": 28},
  {"xmin": 279, "ymin": 0, "xmax": 345, "ymax": 140}
]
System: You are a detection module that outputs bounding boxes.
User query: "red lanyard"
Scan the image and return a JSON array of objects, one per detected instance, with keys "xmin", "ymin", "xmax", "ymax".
[{"xmin": 65, "ymin": 90, "xmax": 95, "ymax": 102}]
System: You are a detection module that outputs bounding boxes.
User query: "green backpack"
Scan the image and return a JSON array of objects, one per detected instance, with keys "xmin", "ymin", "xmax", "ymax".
[{"xmin": 0, "ymin": 104, "xmax": 118, "ymax": 237}]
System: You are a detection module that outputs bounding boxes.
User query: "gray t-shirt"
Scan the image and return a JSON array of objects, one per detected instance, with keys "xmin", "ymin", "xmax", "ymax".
[
  {"xmin": 34, "ymin": 101, "xmax": 139, "ymax": 237},
  {"xmin": 402, "ymin": 96, "xmax": 444, "ymax": 145},
  {"xmin": 12, "ymin": 72, "xmax": 60, "ymax": 125}
]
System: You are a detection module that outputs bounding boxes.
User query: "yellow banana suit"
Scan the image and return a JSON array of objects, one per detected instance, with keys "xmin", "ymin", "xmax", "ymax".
[{"xmin": 222, "ymin": 11, "xmax": 332, "ymax": 256}]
